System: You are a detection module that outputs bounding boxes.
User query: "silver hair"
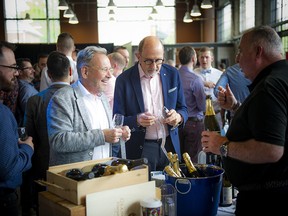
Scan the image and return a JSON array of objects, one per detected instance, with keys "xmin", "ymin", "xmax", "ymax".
[{"xmin": 76, "ymin": 46, "xmax": 107, "ymax": 77}]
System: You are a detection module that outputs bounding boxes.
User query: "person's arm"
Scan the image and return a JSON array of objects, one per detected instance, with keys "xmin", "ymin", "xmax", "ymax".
[{"xmin": 201, "ymin": 131, "xmax": 283, "ymax": 164}]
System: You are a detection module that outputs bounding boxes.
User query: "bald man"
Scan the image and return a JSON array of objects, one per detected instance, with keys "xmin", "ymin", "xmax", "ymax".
[{"xmin": 113, "ymin": 36, "xmax": 188, "ymax": 172}]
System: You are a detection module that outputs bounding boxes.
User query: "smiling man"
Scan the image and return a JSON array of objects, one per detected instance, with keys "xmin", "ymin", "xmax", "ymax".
[
  {"xmin": 113, "ymin": 36, "xmax": 188, "ymax": 172},
  {"xmin": 46, "ymin": 46, "xmax": 131, "ymax": 166}
]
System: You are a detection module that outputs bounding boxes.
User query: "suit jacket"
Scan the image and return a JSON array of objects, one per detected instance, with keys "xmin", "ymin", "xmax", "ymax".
[
  {"xmin": 47, "ymin": 81, "xmax": 113, "ymax": 166},
  {"xmin": 113, "ymin": 63, "xmax": 188, "ymax": 160},
  {"xmin": 25, "ymin": 83, "xmax": 69, "ymax": 179}
]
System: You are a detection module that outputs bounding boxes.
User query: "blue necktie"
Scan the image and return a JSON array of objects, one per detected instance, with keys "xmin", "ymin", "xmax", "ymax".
[{"xmin": 202, "ymin": 69, "xmax": 211, "ymax": 74}]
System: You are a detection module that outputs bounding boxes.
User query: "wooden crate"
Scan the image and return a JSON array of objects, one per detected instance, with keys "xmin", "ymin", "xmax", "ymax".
[
  {"xmin": 38, "ymin": 191, "xmax": 85, "ymax": 216},
  {"xmin": 46, "ymin": 158, "xmax": 149, "ymax": 205}
]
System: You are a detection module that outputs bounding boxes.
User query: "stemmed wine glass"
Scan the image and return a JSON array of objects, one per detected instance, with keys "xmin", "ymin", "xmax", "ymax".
[
  {"xmin": 112, "ymin": 113, "xmax": 126, "ymax": 158},
  {"xmin": 112, "ymin": 113, "xmax": 124, "ymax": 128}
]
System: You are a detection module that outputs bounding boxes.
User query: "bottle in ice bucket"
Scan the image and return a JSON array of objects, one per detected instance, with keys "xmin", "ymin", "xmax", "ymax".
[
  {"xmin": 111, "ymin": 157, "xmax": 148, "ymax": 170},
  {"xmin": 65, "ymin": 168, "xmax": 95, "ymax": 181},
  {"xmin": 164, "ymin": 166, "xmax": 180, "ymax": 178},
  {"xmin": 182, "ymin": 152, "xmax": 200, "ymax": 178},
  {"xmin": 204, "ymin": 94, "xmax": 221, "ymax": 165},
  {"xmin": 167, "ymin": 152, "xmax": 185, "ymax": 177}
]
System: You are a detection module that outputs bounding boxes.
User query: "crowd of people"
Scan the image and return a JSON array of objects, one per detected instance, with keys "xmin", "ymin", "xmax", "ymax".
[{"xmin": 1, "ymin": 25, "xmax": 288, "ymax": 216}]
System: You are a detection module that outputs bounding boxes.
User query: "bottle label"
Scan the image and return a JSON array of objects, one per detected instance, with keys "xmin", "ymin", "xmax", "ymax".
[{"xmin": 221, "ymin": 186, "xmax": 233, "ymax": 206}]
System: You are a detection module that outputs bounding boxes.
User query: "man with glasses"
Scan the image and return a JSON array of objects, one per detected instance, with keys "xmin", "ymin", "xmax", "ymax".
[
  {"xmin": 0, "ymin": 41, "xmax": 34, "ymax": 216},
  {"xmin": 47, "ymin": 46, "xmax": 131, "ymax": 166},
  {"xmin": 16, "ymin": 58, "xmax": 38, "ymax": 127},
  {"xmin": 113, "ymin": 36, "xmax": 188, "ymax": 172}
]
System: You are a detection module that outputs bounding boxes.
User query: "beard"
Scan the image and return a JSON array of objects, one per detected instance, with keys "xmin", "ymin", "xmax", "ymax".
[{"xmin": 0, "ymin": 78, "xmax": 17, "ymax": 92}]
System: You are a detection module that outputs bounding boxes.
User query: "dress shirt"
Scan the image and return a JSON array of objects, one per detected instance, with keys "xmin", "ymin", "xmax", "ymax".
[
  {"xmin": 104, "ymin": 75, "xmax": 116, "ymax": 109},
  {"xmin": 40, "ymin": 56, "xmax": 77, "ymax": 91},
  {"xmin": 214, "ymin": 64, "xmax": 251, "ymax": 103},
  {"xmin": 178, "ymin": 65, "xmax": 206, "ymax": 119},
  {"xmin": 194, "ymin": 67, "xmax": 222, "ymax": 101},
  {"xmin": 78, "ymin": 81, "xmax": 110, "ymax": 159},
  {"xmin": 138, "ymin": 64, "xmax": 167, "ymax": 140}
]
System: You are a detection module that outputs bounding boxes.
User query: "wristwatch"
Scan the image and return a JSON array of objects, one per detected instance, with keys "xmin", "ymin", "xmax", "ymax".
[{"xmin": 220, "ymin": 141, "xmax": 230, "ymax": 158}]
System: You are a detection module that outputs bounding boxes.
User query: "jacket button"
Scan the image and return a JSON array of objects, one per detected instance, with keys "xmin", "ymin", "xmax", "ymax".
[
  {"xmin": 89, "ymin": 152, "xmax": 93, "ymax": 156},
  {"xmin": 140, "ymin": 145, "xmax": 143, "ymax": 150}
]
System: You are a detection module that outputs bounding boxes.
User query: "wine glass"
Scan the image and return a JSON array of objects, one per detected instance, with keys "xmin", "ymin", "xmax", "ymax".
[{"xmin": 112, "ymin": 113, "xmax": 124, "ymax": 128}]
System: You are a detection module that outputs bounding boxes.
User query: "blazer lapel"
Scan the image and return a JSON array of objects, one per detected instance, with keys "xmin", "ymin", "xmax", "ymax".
[
  {"xmin": 73, "ymin": 82, "xmax": 92, "ymax": 130},
  {"xmin": 130, "ymin": 65, "xmax": 145, "ymax": 113}
]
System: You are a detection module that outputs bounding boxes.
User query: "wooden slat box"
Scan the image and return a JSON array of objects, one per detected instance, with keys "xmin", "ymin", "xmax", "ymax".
[
  {"xmin": 39, "ymin": 191, "xmax": 85, "ymax": 216},
  {"xmin": 46, "ymin": 158, "xmax": 149, "ymax": 205}
]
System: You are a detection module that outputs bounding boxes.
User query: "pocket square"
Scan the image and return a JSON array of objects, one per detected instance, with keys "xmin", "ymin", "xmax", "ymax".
[{"xmin": 168, "ymin": 87, "xmax": 177, "ymax": 93}]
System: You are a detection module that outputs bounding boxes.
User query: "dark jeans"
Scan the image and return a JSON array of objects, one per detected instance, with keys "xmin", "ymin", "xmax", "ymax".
[
  {"xmin": 0, "ymin": 189, "xmax": 18, "ymax": 216},
  {"xmin": 179, "ymin": 118, "xmax": 204, "ymax": 163},
  {"xmin": 141, "ymin": 136, "xmax": 174, "ymax": 173}
]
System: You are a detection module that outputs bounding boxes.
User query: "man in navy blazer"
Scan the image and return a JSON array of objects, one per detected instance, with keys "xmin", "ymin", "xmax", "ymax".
[{"xmin": 114, "ymin": 36, "xmax": 188, "ymax": 171}]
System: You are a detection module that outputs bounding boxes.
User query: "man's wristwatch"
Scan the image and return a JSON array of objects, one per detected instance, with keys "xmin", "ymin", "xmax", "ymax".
[{"xmin": 220, "ymin": 141, "xmax": 230, "ymax": 157}]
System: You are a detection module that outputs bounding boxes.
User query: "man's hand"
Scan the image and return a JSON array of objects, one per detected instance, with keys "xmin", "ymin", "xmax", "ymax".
[{"xmin": 218, "ymin": 84, "xmax": 238, "ymax": 110}]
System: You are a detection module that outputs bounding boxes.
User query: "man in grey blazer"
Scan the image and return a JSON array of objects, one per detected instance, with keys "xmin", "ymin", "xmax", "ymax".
[
  {"xmin": 47, "ymin": 46, "xmax": 131, "ymax": 166},
  {"xmin": 23, "ymin": 51, "xmax": 72, "ymax": 215}
]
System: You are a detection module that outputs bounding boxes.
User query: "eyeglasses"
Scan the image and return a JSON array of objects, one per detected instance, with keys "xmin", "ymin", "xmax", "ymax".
[
  {"xmin": 22, "ymin": 67, "xmax": 34, "ymax": 71},
  {"xmin": 87, "ymin": 65, "xmax": 114, "ymax": 73},
  {"xmin": 143, "ymin": 58, "xmax": 164, "ymax": 65},
  {"xmin": 0, "ymin": 64, "xmax": 20, "ymax": 71}
]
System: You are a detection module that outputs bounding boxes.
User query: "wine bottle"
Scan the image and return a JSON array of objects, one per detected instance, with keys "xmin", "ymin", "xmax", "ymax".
[
  {"xmin": 219, "ymin": 172, "xmax": 233, "ymax": 207},
  {"xmin": 167, "ymin": 152, "xmax": 185, "ymax": 177},
  {"xmin": 111, "ymin": 158, "xmax": 148, "ymax": 170},
  {"xmin": 204, "ymin": 94, "xmax": 221, "ymax": 165},
  {"xmin": 164, "ymin": 165, "xmax": 180, "ymax": 177},
  {"xmin": 91, "ymin": 163, "xmax": 129, "ymax": 177},
  {"xmin": 182, "ymin": 153, "xmax": 200, "ymax": 178},
  {"xmin": 65, "ymin": 168, "xmax": 95, "ymax": 181}
]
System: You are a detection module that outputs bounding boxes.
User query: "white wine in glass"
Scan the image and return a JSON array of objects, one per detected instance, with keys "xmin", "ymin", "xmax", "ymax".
[{"xmin": 112, "ymin": 113, "xmax": 124, "ymax": 128}]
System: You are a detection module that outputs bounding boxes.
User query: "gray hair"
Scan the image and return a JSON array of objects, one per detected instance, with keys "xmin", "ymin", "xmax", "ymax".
[
  {"xmin": 76, "ymin": 46, "xmax": 107, "ymax": 77},
  {"xmin": 248, "ymin": 25, "xmax": 283, "ymax": 57}
]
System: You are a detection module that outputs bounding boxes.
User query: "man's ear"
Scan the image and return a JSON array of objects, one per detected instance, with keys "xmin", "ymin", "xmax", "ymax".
[
  {"xmin": 69, "ymin": 67, "xmax": 72, "ymax": 77},
  {"xmin": 81, "ymin": 66, "xmax": 88, "ymax": 78}
]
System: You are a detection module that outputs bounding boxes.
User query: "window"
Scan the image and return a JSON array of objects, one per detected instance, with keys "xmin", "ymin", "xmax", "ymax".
[
  {"xmin": 97, "ymin": 0, "xmax": 175, "ymax": 46},
  {"xmin": 4, "ymin": 0, "xmax": 60, "ymax": 43},
  {"xmin": 239, "ymin": 0, "xmax": 255, "ymax": 32},
  {"xmin": 217, "ymin": 4, "xmax": 232, "ymax": 42}
]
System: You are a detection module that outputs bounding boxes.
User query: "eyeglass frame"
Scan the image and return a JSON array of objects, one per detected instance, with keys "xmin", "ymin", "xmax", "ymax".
[
  {"xmin": 141, "ymin": 57, "xmax": 164, "ymax": 66},
  {"xmin": 0, "ymin": 64, "xmax": 20, "ymax": 71}
]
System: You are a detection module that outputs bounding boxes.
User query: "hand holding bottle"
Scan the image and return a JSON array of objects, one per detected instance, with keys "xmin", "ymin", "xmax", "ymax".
[{"xmin": 201, "ymin": 131, "xmax": 227, "ymax": 155}]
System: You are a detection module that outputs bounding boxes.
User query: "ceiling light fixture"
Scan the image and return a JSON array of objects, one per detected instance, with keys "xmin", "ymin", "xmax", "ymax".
[
  {"xmin": 201, "ymin": 0, "xmax": 213, "ymax": 9},
  {"xmin": 108, "ymin": 9, "xmax": 115, "ymax": 18},
  {"xmin": 107, "ymin": 0, "xmax": 116, "ymax": 9},
  {"xmin": 183, "ymin": 2, "xmax": 193, "ymax": 23},
  {"xmin": 183, "ymin": 12, "xmax": 193, "ymax": 23},
  {"xmin": 190, "ymin": 1, "xmax": 201, "ymax": 17},
  {"xmin": 155, "ymin": 0, "xmax": 164, "ymax": 9},
  {"xmin": 150, "ymin": 7, "xmax": 158, "ymax": 19},
  {"xmin": 69, "ymin": 15, "xmax": 79, "ymax": 24},
  {"xmin": 58, "ymin": 0, "xmax": 69, "ymax": 10},
  {"xmin": 63, "ymin": 7, "xmax": 74, "ymax": 18}
]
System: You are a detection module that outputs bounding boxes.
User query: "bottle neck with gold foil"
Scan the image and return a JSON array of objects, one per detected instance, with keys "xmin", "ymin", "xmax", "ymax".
[{"xmin": 205, "ymin": 95, "xmax": 215, "ymax": 116}]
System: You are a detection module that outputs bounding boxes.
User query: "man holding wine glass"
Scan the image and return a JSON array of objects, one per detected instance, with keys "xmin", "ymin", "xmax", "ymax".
[
  {"xmin": 113, "ymin": 36, "xmax": 188, "ymax": 172},
  {"xmin": 47, "ymin": 46, "xmax": 130, "ymax": 166}
]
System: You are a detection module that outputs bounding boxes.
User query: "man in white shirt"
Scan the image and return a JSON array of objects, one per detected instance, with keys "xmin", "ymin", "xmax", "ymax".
[
  {"xmin": 40, "ymin": 32, "xmax": 78, "ymax": 91},
  {"xmin": 194, "ymin": 46, "xmax": 223, "ymax": 125},
  {"xmin": 47, "ymin": 46, "xmax": 131, "ymax": 166}
]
